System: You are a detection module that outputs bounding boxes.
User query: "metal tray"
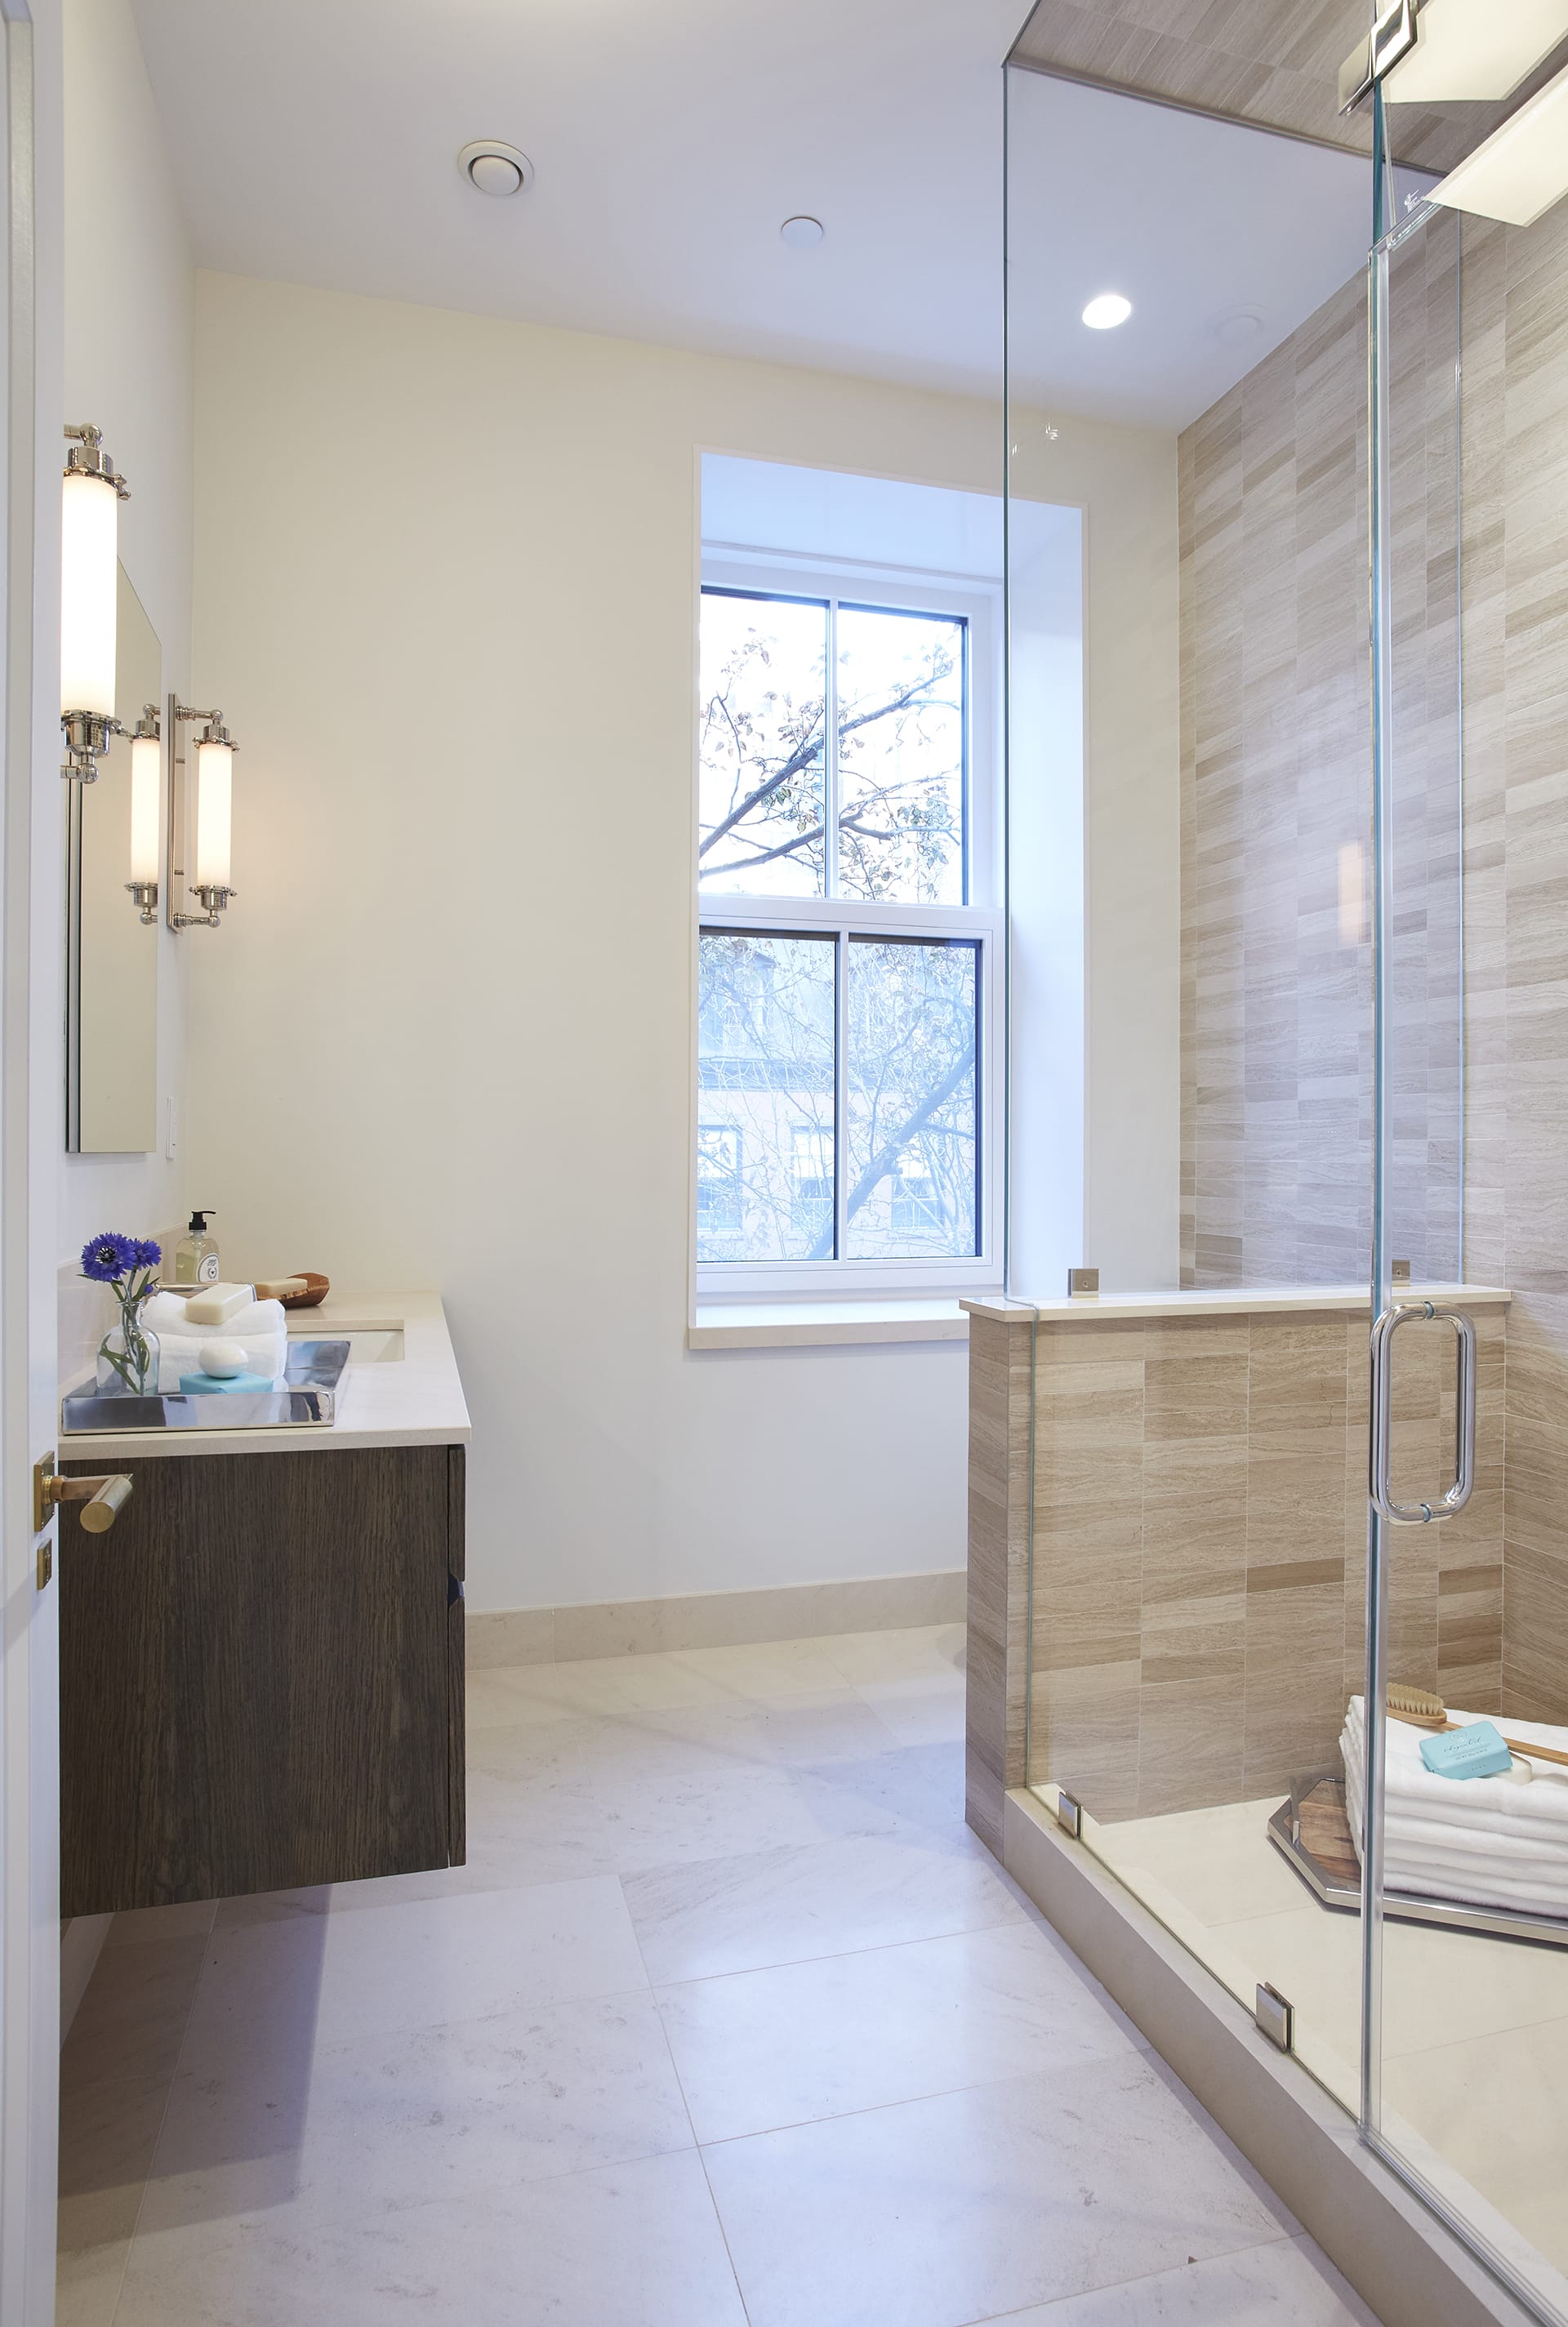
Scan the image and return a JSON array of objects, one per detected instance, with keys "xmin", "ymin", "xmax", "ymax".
[
  {"xmin": 1268, "ymin": 1771, "xmax": 1568, "ymax": 1950},
  {"xmin": 60, "ymin": 1339, "xmax": 350, "ymax": 1434}
]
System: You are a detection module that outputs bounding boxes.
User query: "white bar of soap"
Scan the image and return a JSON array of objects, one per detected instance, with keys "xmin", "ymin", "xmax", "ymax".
[{"xmin": 183, "ymin": 1281, "xmax": 254, "ymax": 1326}]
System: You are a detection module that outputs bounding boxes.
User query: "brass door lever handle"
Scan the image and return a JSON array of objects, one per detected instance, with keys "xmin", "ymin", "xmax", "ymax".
[{"xmin": 34, "ymin": 1451, "xmax": 133, "ymax": 1534}]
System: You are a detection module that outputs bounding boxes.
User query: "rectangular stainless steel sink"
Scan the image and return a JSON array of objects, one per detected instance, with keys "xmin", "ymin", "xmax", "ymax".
[{"xmin": 61, "ymin": 1339, "xmax": 351, "ymax": 1434}]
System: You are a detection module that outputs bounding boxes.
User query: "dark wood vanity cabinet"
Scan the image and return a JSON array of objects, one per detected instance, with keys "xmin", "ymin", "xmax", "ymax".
[{"xmin": 59, "ymin": 1442, "xmax": 466, "ymax": 1916}]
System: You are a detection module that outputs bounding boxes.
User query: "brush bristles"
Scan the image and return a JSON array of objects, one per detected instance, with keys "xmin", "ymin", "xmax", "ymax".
[{"xmin": 1388, "ymin": 1681, "xmax": 1446, "ymax": 1720}]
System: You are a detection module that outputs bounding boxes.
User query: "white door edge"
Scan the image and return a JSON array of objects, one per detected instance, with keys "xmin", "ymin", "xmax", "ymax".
[{"xmin": 0, "ymin": 2, "xmax": 64, "ymax": 2318}]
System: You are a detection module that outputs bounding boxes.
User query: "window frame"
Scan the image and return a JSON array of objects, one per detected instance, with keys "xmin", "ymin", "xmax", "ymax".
[
  {"xmin": 693, "ymin": 553, "xmax": 1004, "ymax": 1304},
  {"xmin": 697, "ymin": 557, "xmax": 999, "ymax": 912},
  {"xmin": 695, "ymin": 893, "xmax": 1004, "ymax": 1297}
]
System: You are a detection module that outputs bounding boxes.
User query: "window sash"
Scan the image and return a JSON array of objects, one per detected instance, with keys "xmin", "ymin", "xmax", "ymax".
[
  {"xmin": 699, "ymin": 581, "xmax": 973, "ymax": 910},
  {"xmin": 695, "ymin": 894, "xmax": 1003, "ymax": 1295}
]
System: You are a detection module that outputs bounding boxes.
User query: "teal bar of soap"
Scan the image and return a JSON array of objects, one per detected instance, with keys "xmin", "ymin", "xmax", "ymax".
[
  {"xmin": 178, "ymin": 1370, "xmax": 275, "ymax": 1395},
  {"xmin": 1419, "ymin": 1720, "xmax": 1513, "ymax": 1780}
]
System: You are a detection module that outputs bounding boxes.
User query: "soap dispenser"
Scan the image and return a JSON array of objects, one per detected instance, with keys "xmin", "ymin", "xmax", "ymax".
[{"xmin": 174, "ymin": 1209, "xmax": 220, "ymax": 1286}]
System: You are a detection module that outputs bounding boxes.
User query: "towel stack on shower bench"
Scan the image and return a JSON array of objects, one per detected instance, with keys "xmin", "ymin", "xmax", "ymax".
[{"xmin": 1342, "ymin": 1695, "xmax": 1568, "ymax": 1921}]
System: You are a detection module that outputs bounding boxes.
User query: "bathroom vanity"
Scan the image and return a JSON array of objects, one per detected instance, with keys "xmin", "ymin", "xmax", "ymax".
[{"xmin": 56, "ymin": 1291, "xmax": 470, "ymax": 1916}]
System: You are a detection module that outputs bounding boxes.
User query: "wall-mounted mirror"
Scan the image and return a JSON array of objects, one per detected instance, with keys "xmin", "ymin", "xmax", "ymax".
[{"xmin": 65, "ymin": 564, "xmax": 159, "ymax": 1152}]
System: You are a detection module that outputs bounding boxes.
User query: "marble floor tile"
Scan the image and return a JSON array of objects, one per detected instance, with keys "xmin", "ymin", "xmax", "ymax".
[
  {"xmin": 702, "ymin": 2050, "xmax": 1296, "ymax": 2327},
  {"xmin": 57, "ymin": 2070, "xmax": 168, "ymax": 2249},
  {"xmin": 140, "ymin": 1988, "xmax": 692, "ymax": 2230},
  {"xmin": 1216, "ymin": 1896, "xmax": 1568, "ymax": 2064},
  {"xmin": 586, "ymin": 1687, "xmax": 901, "ymax": 1773},
  {"xmin": 60, "ymin": 1934, "xmax": 207, "ymax": 2098},
  {"xmin": 849, "ymin": 1674, "xmax": 968, "ymax": 1745},
  {"xmin": 625, "ymin": 1827, "xmax": 1024, "ymax": 1984},
  {"xmin": 654, "ymin": 1638, "xmax": 859, "ymax": 1698},
  {"xmin": 466, "ymin": 1647, "xmax": 826, "ymax": 1732},
  {"xmin": 786, "ymin": 1737, "xmax": 964, "ymax": 1833},
  {"xmin": 189, "ymin": 1879, "xmax": 648, "ymax": 2064},
  {"xmin": 1383, "ymin": 2013, "xmax": 1568, "ymax": 2277},
  {"xmin": 106, "ymin": 1899, "xmax": 218, "ymax": 1949},
  {"xmin": 811, "ymin": 1624, "xmax": 968, "ymax": 1687},
  {"xmin": 1092, "ymin": 1796, "xmax": 1309, "ymax": 1927},
  {"xmin": 657, "ymin": 1919, "xmax": 1143, "ymax": 2142},
  {"xmin": 60, "ymin": 1625, "xmax": 1368, "ymax": 2327},
  {"xmin": 55, "ymin": 2236, "xmax": 133, "ymax": 2327},
  {"xmin": 113, "ymin": 2148, "xmax": 746, "ymax": 2327},
  {"xmin": 983, "ymin": 2232, "xmax": 1377, "ymax": 2324}
]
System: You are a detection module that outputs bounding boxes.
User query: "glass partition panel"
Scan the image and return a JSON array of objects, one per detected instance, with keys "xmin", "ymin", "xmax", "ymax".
[
  {"xmin": 1006, "ymin": 48, "xmax": 1383, "ymax": 2124},
  {"xmin": 1366, "ymin": 43, "xmax": 1568, "ymax": 2320}
]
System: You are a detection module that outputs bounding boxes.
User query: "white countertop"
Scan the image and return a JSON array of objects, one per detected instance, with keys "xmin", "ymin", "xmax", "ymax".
[
  {"xmin": 961, "ymin": 1282, "xmax": 1513, "ymax": 1325},
  {"xmin": 59, "ymin": 1290, "xmax": 470, "ymax": 1460}
]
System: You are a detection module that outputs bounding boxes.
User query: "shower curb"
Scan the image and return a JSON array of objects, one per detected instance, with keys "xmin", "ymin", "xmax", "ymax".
[{"xmin": 998, "ymin": 1789, "xmax": 1542, "ymax": 2327}]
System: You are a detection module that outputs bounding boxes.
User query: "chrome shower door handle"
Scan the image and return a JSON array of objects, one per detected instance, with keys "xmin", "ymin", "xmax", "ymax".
[{"xmin": 1369, "ymin": 1302, "xmax": 1477, "ymax": 1525}]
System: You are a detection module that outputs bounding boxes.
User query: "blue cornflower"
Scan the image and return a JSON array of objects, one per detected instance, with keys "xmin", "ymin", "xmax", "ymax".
[
  {"xmin": 81, "ymin": 1233, "xmax": 139, "ymax": 1283},
  {"xmin": 130, "ymin": 1237, "xmax": 162, "ymax": 1269}
]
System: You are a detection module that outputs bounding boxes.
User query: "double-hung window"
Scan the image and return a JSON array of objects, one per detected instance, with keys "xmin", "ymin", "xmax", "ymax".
[{"xmin": 697, "ymin": 567, "xmax": 1001, "ymax": 1295}]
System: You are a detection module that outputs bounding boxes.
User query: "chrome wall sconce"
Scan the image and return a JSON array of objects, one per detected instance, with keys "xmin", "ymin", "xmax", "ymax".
[
  {"xmin": 166, "ymin": 698, "xmax": 238, "ymax": 930},
  {"xmin": 124, "ymin": 703, "xmax": 160, "ymax": 922},
  {"xmin": 60, "ymin": 423, "xmax": 130, "ymax": 783}
]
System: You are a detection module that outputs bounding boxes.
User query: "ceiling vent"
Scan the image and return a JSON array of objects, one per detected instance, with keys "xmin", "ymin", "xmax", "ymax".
[{"xmin": 457, "ymin": 140, "xmax": 534, "ymax": 198}]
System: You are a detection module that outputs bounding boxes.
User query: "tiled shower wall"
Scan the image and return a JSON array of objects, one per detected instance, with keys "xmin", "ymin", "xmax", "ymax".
[
  {"xmin": 1459, "ymin": 203, "xmax": 1568, "ymax": 1721},
  {"xmin": 1177, "ymin": 208, "xmax": 1568, "ymax": 1724},
  {"xmin": 965, "ymin": 1303, "xmax": 1504, "ymax": 1830},
  {"xmin": 1178, "ymin": 244, "xmax": 1463, "ymax": 1294}
]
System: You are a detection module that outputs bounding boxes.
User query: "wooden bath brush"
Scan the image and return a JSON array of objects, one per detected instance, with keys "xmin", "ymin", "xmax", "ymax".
[{"xmin": 1387, "ymin": 1682, "xmax": 1568, "ymax": 1769}]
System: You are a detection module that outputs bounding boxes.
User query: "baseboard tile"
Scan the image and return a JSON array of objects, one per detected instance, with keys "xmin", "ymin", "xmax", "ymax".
[
  {"xmin": 467, "ymin": 1569, "xmax": 964, "ymax": 1668},
  {"xmin": 995, "ymin": 1789, "xmax": 1539, "ymax": 2327}
]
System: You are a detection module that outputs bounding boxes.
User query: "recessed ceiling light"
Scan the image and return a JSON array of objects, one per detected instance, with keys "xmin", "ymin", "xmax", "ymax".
[
  {"xmin": 781, "ymin": 216, "xmax": 825, "ymax": 249},
  {"xmin": 1214, "ymin": 309, "xmax": 1265, "ymax": 347},
  {"xmin": 457, "ymin": 140, "xmax": 534, "ymax": 198},
  {"xmin": 1082, "ymin": 292, "xmax": 1132, "ymax": 331}
]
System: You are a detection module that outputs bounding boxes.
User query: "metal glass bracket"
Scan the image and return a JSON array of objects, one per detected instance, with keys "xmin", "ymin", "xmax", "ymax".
[{"xmin": 1369, "ymin": 1303, "xmax": 1477, "ymax": 1526}]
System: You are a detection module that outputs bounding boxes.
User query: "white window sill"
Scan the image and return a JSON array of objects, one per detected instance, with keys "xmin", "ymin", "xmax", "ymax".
[{"xmin": 688, "ymin": 1298, "xmax": 973, "ymax": 1350}]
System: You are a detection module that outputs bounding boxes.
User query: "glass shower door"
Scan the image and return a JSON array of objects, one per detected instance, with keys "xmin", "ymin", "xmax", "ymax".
[{"xmin": 1367, "ymin": 54, "xmax": 1568, "ymax": 2324}]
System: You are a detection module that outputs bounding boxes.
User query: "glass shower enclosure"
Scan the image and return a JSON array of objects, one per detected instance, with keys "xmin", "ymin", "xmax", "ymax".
[{"xmin": 1004, "ymin": 11, "xmax": 1568, "ymax": 2320}]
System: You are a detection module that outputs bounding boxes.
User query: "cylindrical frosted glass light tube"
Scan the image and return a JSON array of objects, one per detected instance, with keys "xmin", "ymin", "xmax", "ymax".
[
  {"xmin": 194, "ymin": 739, "xmax": 233, "ymax": 889},
  {"xmin": 60, "ymin": 470, "xmax": 118, "ymax": 717},
  {"xmin": 129, "ymin": 733, "xmax": 160, "ymax": 885}
]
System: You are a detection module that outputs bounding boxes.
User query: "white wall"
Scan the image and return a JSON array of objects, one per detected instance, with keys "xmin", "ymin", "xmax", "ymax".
[
  {"xmin": 1007, "ymin": 415, "xmax": 1182, "ymax": 1295},
  {"xmin": 186, "ymin": 273, "xmax": 1178, "ymax": 1612},
  {"xmin": 60, "ymin": 0, "xmax": 192, "ymax": 1257}
]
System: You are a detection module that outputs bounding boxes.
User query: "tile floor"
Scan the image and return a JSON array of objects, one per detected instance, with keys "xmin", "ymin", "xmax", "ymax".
[
  {"xmin": 59, "ymin": 1625, "xmax": 1377, "ymax": 2326},
  {"xmin": 1087, "ymin": 1795, "xmax": 1568, "ymax": 2311}
]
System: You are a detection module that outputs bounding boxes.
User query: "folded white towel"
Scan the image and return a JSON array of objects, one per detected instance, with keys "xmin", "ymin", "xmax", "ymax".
[
  {"xmin": 145, "ymin": 1292, "xmax": 285, "ymax": 1340},
  {"xmin": 1342, "ymin": 1695, "xmax": 1568, "ymax": 1919},
  {"xmin": 1343, "ymin": 1697, "xmax": 1568, "ymax": 1836},
  {"xmin": 1384, "ymin": 1860, "xmax": 1568, "ymax": 1915},
  {"xmin": 144, "ymin": 1289, "xmax": 198, "ymax": 1335},
  {"xmin": 212, "ymin": 1297, "xmax": 286, "ymax": 1341}
]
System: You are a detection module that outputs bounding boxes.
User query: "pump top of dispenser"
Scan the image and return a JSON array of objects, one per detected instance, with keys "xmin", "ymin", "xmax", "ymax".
[{"xmin": 187, "ymin": 1209, "xmax": 214, "ymax": 1232}]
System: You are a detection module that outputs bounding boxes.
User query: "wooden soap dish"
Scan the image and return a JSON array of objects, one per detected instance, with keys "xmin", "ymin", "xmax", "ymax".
[{"xmin": 260, "ymin": 1271, "xmax": 330, "ymax": 1310}]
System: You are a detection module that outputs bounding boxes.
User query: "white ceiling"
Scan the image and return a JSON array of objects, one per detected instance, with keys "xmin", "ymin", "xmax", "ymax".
[
  {"xmin": 128, "ymin": 0, "xmax": 1377, "ymax": 429},
  {"xmin": 1006, "ymin": 73, "xmax": 1376, "ymax": 429}
]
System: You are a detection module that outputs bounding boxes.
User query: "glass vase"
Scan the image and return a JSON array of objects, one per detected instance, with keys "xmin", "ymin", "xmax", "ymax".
[{"xmin": 96, "ymin": 1295, "xmax": 160, "ymax": 1397}]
